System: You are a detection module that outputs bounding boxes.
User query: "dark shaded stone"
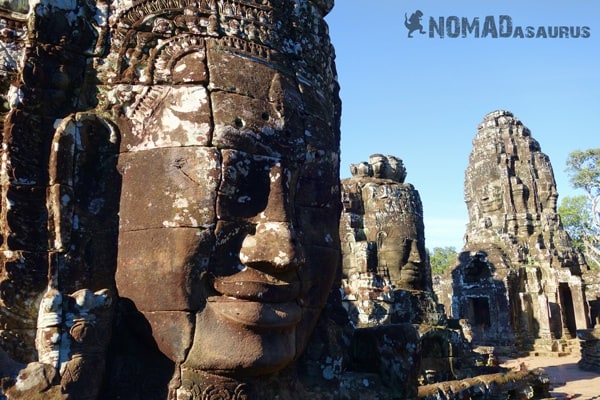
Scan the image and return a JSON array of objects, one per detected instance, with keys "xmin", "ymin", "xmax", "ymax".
[{"xmin": 348, "ymin": 324, "xmax": 420, "ymax": 399}]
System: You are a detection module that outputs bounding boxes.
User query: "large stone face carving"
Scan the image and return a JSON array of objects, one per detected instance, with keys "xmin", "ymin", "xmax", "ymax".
[
  {"xmin": 0, "ymin": 0, "xmax": 341, "ymax": 398},
  {"xmin": 340, "ymin": 155, "xmax": 474, "ymax": 392},
  {"xmin": 340, "ymin": 154, "xmax": 435, "ymax": 327},
  {"xmin": 437, "ymin": 111, "xmax": 589, "ymax": 353}
]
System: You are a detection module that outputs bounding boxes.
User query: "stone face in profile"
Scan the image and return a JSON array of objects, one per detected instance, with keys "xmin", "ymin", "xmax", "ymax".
[
  {"xmin": 0, "ymin": 0, "xmax": 341, "ymax": 398},
  {"xmin": 340, "ymin": 155, "xmax": 435, "ymax": 327}
]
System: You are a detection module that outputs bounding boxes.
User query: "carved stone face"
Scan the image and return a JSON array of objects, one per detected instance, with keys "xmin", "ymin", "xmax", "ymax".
[
  {"xmin": 182, "ymin": 149, "xmax": 340, "ymax": 375},
  {"xmin": 116, "ymin": 112, "xmax": 339, "ymax": 378},
  {"xmin": 385, "ymin": 155, "xmax": 407, "ymax": 183},
  {"xmin": 106, "ymin": 1, "xmax": 341, "ymax": 382},
  {"xmin": 479, "ymin": 182, "xmax": 504, "ymax": 214},
  {"xmin": 0, "ymin": 0, "xmax": 340, "ymax": 396},
  {"xmin": 113, "ymin": 54, "xmax": 339, "ymax": 384},
  {"xmin": 398, "ymin": 239, "xmax": 425, "ymax": 290},
  {"xmin": 351, "ymin": 180, "xmax": 428, "ymax": 292},
  {"xmin": 369, "ymin": 154, "xmax": 387, "ymax": 179}
]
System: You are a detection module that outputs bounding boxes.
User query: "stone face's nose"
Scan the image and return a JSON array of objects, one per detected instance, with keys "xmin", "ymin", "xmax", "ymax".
[{"xmin": 239, "ymin": 221, "xmax": 304, "ymax": 273}]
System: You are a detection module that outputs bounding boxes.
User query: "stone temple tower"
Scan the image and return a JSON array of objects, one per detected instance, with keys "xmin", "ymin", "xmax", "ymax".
[{"xmin": 439, "ymin": 110, "xmax": 589, "ymax": 353}]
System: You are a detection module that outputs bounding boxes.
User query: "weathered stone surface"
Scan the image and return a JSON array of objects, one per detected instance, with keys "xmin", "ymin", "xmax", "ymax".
[
  {"xmin": 347, "ymin": 324, "xmax": 420, "ymax": 399},
  {"xmin": 211, "ymin": 89, "xmax": 305, "ymax": 160},
  {"xmin": 116, "ymin": 228, "xmax": 213, "ymax": 313},
  {"xmin": 418, "ymin": 369, "xmax": 550, "ymax": 400},
  {"xmin": 419, "ymin": 326, "xmax": 476, "ymax": 383},
  {"xmin": 1, "ymin": 361, "xmax": 63, "ymax": 400},
  {"xmin": 583, "ymin": 269, "xmax": 600, "ymax": 328},
  {"xmin": 142, "ymin": 311, "xmax": 195, "ymax": 364},
  {"xmin": 1, "ymin": 111, "xmax": 53, "ymax": 185},
  {"xmin": 118, "ymin": 147, "xmax": 220, "ymax": 230},
  {"xmin": 436, "ymin": 111, "xmax": 590, "ymax": 353},
  {"xmin": 0, "ymin": 251, "xmax": 48, "ymax": 363},
  {"xmin": 118, "ymin": 85, "xmax": 213, "ymax": 151},
  {"xmin": 577, "ymin": 327, "xmax": 600, "ymax": 372}
]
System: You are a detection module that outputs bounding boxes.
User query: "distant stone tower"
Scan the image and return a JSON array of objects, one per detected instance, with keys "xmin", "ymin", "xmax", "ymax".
[{"xmin": 439, "ymin": 110, "xmax": 589, "ymax": 353}]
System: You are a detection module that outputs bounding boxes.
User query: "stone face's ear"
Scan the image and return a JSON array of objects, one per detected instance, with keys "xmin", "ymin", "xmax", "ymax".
[
  {"xmin": 47, "ymin": 114, "xmax": 118, "ymax": 258},
  {"xmin": 47, "ymin": 113, "xmax": 121, "ymax": 292},
  {"xmin": 35, "ymin": 113, "xmax": 120, "ymax": 399}
]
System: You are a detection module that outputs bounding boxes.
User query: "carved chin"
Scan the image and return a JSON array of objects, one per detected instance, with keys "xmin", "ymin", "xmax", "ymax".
[{"xmin": 183, "ymin": 301, "xmax": 299, "ymax": 376}]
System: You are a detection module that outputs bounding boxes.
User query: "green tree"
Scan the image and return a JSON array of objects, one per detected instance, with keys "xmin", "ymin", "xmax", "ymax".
[
  {"xmin": 428, "ymin": 246, "xmax": 458, "ymax": 276},
  {"xmin": 559, "ymin": 195, "xmax": 593, "ymax": 250},
  {"xmin": 564, "ymin": 149, "xmax": 600, "ymax": 268}
]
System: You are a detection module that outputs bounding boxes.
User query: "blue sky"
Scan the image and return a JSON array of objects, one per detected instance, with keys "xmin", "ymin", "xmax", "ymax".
[{"xmin": 326, "ymin": 1, "xmax": 599, "ymax": 250}]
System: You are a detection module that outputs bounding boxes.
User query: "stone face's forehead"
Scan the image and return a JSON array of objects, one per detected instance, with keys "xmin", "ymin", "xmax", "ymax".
[
  {"xmin": 106, "ymin": 66, "xmax": 310, "ymax": 158},
  {"xmin": 98, "ymin": 0, "xmax": 339, "ymax": 159},
  {"xmin": 210, "ymin": 80, "xmax": 306, "ymax": 160}
]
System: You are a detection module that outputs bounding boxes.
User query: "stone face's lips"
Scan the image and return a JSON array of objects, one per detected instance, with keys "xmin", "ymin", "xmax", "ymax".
[
  {"xmin": 213, "ymin": 279, "xmax": 301, "ymax": 303},
  {"xmin": 212, "ymin": 268, "xmax": 300, "ymax": 303},
  {"xmin": 209, "ymin": 268, "xmax": 302, "ymax": 328},
  {"xmin": 206, "ymin": 297, "xmax": 301, "ymax": 328}
]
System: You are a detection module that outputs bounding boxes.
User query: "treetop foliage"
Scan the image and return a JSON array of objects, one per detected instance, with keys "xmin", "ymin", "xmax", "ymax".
[
  {"xmin": 566, "ymin": 149, "xmax": 600, "ymax": 197},
  {"xmin": 428, "ymin": 246, "xmax": 458, "ymax": 276},
  {"xmin": 562, "ymin": 149, "xmax": 600, "ymax": 269}
]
